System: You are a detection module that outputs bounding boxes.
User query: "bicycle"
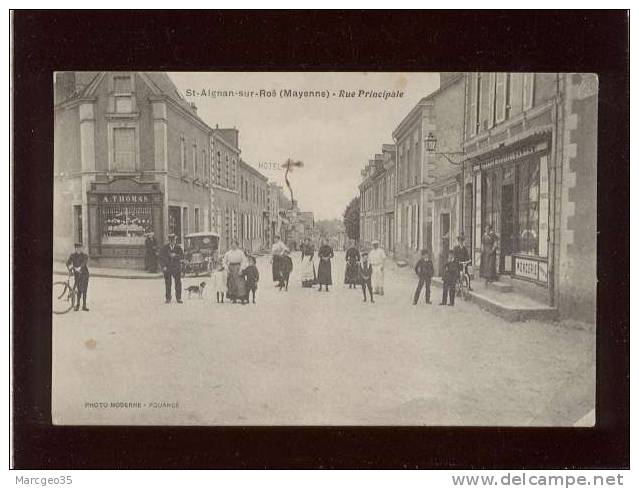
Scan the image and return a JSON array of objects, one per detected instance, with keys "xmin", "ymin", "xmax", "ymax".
[
  {"xmin": 457, "ymin": 260, "xmax": 473, "ymax": 301},
  {"xmin": 52, "ymin": 269, "xmax": 77, "ymax": 314}
]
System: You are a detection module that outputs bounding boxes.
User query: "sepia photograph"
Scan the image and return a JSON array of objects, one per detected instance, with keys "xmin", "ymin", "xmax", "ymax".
[{"xmin": 50, "ymin": 70, "xmax": 598, "ymax": 427}]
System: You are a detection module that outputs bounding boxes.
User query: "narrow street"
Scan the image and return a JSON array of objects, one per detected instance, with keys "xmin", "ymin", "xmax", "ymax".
[{"xmin": 52, "ymin": 251, "xmax": 595, "ymax": 426}]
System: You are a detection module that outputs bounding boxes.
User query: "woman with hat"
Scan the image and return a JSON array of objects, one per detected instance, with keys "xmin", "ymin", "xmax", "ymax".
[
  {"xmin": 223, "ymin": 240, "xmax": 249, "ymax": 304},
  {"xmin": 316, "ymin": 237, "xmax": 334, "ymax": 292}
]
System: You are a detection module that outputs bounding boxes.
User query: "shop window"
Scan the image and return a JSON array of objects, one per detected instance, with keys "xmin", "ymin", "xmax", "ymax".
[
  {"xmin": 100, "ymin": 201, "xmax": 152, "ymax": 245},
  {"xmin": 517, "ymin": 160, "xmax": 540, "ymax": 254},
  {"xmin": 113, "ymin": 127, "xmax": 136, "ymax": 171}
]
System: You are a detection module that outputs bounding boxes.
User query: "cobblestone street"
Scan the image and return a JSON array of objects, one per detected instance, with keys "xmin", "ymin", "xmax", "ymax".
[{"xmin": 52, "ymin": 251, "xmax": 595, "ymax": 426}]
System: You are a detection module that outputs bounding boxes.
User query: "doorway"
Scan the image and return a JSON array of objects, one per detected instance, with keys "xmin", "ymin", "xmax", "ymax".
[
  {"xmin": 439, "ymin": 212, "xmax": 450, "ymax": 276},
  {"xmin": 500, "ymin": 184, "xmax": 515, "ymax": 272},
  {"xmin": 168, "ymin": 206, "xmax": 181, "ymax": 243}
]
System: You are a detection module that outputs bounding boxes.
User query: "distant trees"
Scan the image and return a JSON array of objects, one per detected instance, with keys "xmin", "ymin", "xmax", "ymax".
[{"xmin": 343, "ymin": 196, "xmax": 360, "ymax": 242}]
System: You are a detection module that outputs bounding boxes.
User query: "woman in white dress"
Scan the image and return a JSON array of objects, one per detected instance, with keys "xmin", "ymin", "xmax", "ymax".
[
  {"xmin": 368, "ymin": 240, "xmax": 386, "ymax": 295},
  {"xmin": 223, "ymin": 240, "xmax": 249, "ymax": 304}
]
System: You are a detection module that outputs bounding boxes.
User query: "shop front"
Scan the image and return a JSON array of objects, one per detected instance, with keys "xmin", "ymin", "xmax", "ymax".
[
  {"xmin": 87, "ymin": 178, "xmax": 163, "ymax": 269},
  {"xmin": 472, "ymin": 138, "xmax": 551, "ymax": 287}
]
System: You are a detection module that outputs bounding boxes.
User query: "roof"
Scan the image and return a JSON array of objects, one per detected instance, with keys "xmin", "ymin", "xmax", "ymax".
[{"xmin": 239, "ymin": 159, "xmax": 268, "ymax": 181}]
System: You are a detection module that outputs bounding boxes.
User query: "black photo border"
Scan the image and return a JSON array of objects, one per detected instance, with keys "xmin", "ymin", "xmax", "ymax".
[{"xmin": 11, "ymin": 10, "xmax": 629, "ymax": 469}]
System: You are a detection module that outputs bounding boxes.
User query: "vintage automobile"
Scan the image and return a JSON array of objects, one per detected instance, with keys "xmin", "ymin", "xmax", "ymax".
[{"xmin": 181, "ymin": 232, "xmax": 220, "ymax": 276}]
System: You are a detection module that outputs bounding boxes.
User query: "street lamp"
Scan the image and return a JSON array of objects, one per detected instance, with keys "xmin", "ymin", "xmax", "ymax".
[{"xmin": 424, "ymin": 132, "xmax": 465, "ymax": 166}]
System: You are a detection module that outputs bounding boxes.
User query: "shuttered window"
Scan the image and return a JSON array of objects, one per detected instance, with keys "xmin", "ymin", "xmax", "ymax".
[
  {"xmin": 495, "ymin": 73, "xmax": 508, "ymax": 123},
  {"xmin": 523, "ymin": 73, "xmax": 535, "ymax": 110},
  {"xmin": 488, "ymin": 73, "xmax": 496, "ymax": 127},
  {"xmin": 113, "ymin": 127, "xmax": 135, "ymax": 171},
  {"xmin": 509, "ymin": 73, "xmax": 523, "ymax": 116},
  {"xmin": 469, "ymin": 73, "xmax": 478, "ymax": 136}
]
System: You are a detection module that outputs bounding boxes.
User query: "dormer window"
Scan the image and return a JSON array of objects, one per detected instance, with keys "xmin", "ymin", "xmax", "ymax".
[{"xmin": 113, "ymin": 74, "xmax": 133, "ymax": 113}]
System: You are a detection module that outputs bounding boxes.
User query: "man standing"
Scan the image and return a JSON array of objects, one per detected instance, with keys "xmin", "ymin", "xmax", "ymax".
[
  {"xmin": 453, "ymin": 234, "xmax": 472, "ymax": 291},
  {"xmin": 159, "ymin": 234, "xmax": 184, "ymax": 304},
  {"xmin": 368, "ymin": 240, "xmax": 386, "ymax": 296},
  {"xmin": 66, "ymin": 242, "xmax": 90, "ymax": 311},
  {"xmin": 413, "ymin": 249, "xmax": 434, "ymax": 305}
]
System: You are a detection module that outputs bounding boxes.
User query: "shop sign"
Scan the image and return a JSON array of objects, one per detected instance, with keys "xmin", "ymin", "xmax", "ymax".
[
  {"xmin": 101, "ymin": 193, "xmax": 152, "ymax": 204},
  {"xmin": 473, "ymin": 142, "xmax": 548, "ymax": 171},
  {"xmin": 514, "ymin": 256, "xmax": 539, "ymax": 281}
]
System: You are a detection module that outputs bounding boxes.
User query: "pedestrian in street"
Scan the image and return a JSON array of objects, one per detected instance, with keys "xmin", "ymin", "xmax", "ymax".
[
  {"xmin": 300, "ymin": 237, "xmax": 317, "ymax": 288},
  {"xmin": 344, "ymin": 239, "xmax": 360, "ymax": 289},
  {"xmin": 480, "ymin": 225, "xmax": 498, "ymax": 285},
  {"xmin": 368, "ymin": 240, "xmax": 386, "ymax": 295},
  {"xmin": 278, "ymin": 249, "xmax": 293, "ymax": 291},
  {"xmin": 413, "ymin": 249, "xmax": 434, "ymax": 305},
  {"xmin": 359, "ymin": 251, "xmax": 374, "ymax": 303},
  {"xmin": 271, "ymin": 235, "xmax": 288, "ymax": 285},
  {"xmin": 66, "ymin": 242, "xmax": 90, "ymax": 311},
  {"xmin": 144, "ymin": 232, "xmax": 158, "ymax": 272},
  {"xmin": 159, "ymin": 234, "xmax": 184, "ymax": 304},
  {"xmin": 212, "ymin": 261, "xmax": 227, "ymax": 303},
  {"xmin": 317, "ymin": 237, "xmax": 334, "ymax": 292},
  {"xmin": 242, "ymin": 255, "xmax": 260, "ymax": 303},
  {"xmin": 223, "ymin": 240, "xmax": 249, "ymax": 304},
  {"xmin": 440, "ymin": 250, "xmax": 459, "ymax": 306},
  {"xmin": 453, "ymin": 234, "xmax": 473, "ymax": 291}
]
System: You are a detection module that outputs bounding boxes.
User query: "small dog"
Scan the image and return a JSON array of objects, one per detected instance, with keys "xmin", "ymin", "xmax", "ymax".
[{"xmin": 185, "ymin": 282, "xmax": 206, "ymax": 298}]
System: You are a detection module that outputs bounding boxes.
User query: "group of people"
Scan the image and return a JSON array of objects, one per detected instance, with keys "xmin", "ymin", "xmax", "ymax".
[
  {"xmin": 344, "ymin": 239, "xmax": 387, "ymax": 303},
  {"xmin": 64, "ymin": 225, "xmax": 500, "ymax": 313}
]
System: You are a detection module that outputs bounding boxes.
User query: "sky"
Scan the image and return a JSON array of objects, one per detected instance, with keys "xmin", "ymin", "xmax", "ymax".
[{"xmin": 169, "ymin": 72, "xmax": 440, "ymax": 221}]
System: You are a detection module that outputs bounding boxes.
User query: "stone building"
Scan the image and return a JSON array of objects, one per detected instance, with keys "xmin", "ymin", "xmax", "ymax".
[
  {"xmin": 460, "ymin": 72, "xmax": 598, "ymax": 321},
  {"xmin": 392, "ymin": 75, "xmax": 465, "ymax": 266},
  {"xmin": 238, "ymin": 159, "xmax": 269, "ymax": 253},
  {"xmin": 359, "ymin": 144, "xmax": 395, "ymax": 251},
  {"xmin": 54, "ymin": 71, "xmax": 213, "ymax": 269}
]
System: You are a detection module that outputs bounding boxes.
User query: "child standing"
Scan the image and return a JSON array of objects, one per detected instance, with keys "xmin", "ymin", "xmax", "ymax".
[
  {"xmin": 242, "ymin": 256, "xmax": 260, "ymax": 304},
  {"xmin": 413, "ymin": 249, "xmax": 435, "ymax": 305},
  {"xmin": 440, "ymin": 250, "xmax": 459, "ymax": 306},
  {"xmin": 359, "ymin": 251, "xmax": 374, "ymax": 303},
  {"xmin": 212, "ymin": 262, "xmax": 228, "ymax": 303},
  {"xmin": 278, "ymin": 249, "xmax": 293, "ymax": 291}
]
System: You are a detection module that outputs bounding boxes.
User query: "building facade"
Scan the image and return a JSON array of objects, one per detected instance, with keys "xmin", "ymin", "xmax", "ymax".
[
  {"xmin": 359, "ymin": 144, "xmax": 395, "ymax": 251},
  {"xmin": 461, "ymin": 72, "xmax": 597, "ymax": 321},
  {"xmin": 238, "ymin": 159, "xmax": 269, "ymax": 253},
  {"xmin": 54, "ymin": 71, "xmax": 212, "ymax": 269},
  {"xmin": 210, "ymin": 127, "xmax": 240, "ymax": 252}
]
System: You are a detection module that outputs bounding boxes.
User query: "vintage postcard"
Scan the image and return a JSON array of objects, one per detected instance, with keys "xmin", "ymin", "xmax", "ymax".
[{"xmin": 51, "ymin": 71, "xmax": 597, "ymax": 426}]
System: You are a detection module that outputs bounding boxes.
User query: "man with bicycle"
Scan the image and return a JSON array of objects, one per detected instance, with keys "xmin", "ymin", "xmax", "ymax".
[
  {"xmin": 453, "ymin": 235, "xmax": 472, "ymax": 292},
  {"xmin": 66, "ymin": 242, "xmax": 90, "ymax": 312}
]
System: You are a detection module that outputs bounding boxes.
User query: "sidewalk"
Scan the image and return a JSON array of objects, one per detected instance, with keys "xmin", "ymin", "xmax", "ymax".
[
  {"xmin": 392, "ymin": 256, "xmax": 558, "ymax": 322},
  {"xmin": 53, "ymin": 261, "xmax": 163, "ymax": 279}
]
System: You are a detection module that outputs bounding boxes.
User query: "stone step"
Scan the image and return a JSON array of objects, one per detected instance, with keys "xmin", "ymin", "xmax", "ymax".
[{"xmin": 486, "ymin": 280, "xmax": 513, "ymax": 293}]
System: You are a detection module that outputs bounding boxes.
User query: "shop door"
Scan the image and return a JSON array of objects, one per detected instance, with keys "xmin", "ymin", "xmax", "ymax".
[
  {"xmin": 439, "ymin": 213, "xmax": 450, "ymax": 276},
  {"xmin": 500, "ymin": 184, "xmax": 515, "ymax": 272},
  {"xmin": 168, "ymin": 206, "xmax": 181, "ymax": 243}
]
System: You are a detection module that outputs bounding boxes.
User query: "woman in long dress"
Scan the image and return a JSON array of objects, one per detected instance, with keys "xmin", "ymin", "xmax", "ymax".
[
  {"xmin": 271, "ymin": 235, "xmax": 288, "ymax": 284},
  {"xmin": 480, "ymin": 225, "xmax": 498, "ymax": 285},
  {"xmin": 317, "ymin": 238, "xmax": 334, "ymax": 292},
  {"xmin": 223, "ymin": 240, "xmax": 249, "ymax": 304},
  {"xmin": 300, "ymin": 237, "xmax": 317, "ymax": 288},
  {"xmin": 368, "ymin": 240, "xmax": 386, "ymax": 295},
  {"xmin": 344, "ymin": 239, "xmax": 360, "ymax": 288}
]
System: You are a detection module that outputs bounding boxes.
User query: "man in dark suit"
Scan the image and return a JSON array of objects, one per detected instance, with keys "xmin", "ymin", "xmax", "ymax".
[
  {"xmin": 453, "ymin": 235, "xmax": 472, "ymax": 291},
  {"xmin": 159, "ymin": 234, "xmax": 184, "ymax": 304},
  {"xmin": 66, "ymin": 242, "xmax": 90, "ymax": 311}
]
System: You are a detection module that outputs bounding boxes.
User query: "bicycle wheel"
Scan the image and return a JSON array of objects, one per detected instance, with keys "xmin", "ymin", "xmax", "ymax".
[
  {"xmin": 461, "ymin": 275, "xmax": 471, "ymax": 301},
  {"xmin": 52, "ymin": 281, "xmax": 75, "ymax": 314}
]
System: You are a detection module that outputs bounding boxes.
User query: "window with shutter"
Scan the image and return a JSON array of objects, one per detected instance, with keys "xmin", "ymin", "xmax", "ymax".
[
  {"xmin": 523, "ymin": 73, "xmax": 535, "ymax": 110},
  {"xmin": 113, "ymin": 127, "xmax": 135, "ymax": 171},
  {"xmin": 469, "ymin": 73, "xmax": 478, "ymax": 136},
  {"xmin": 495, "ymin": 73, "xmax": 507, "ymax": 123},
  {"xmin": 509, "ymin": 73, "xmax": 523, "ymax": 117},
  {"xmin": 180, "ymin": 138, "xmax": 187, "ymax": 173},
  {"xmin": 488, "ymin": 73, "xmax": 496, "ymax": 127},
  {"xmin": 113, "ymin": 75, "xmax": 132, "ymax": 94}
]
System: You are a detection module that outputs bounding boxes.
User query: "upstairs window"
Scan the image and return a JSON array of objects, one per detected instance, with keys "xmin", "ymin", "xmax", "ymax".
[
  {"xmin": 113, "ymin": 127, "xmax": 136, "ymax": 171},
  {"xmin": 180, "ymin": 137, "xmax": 187, "ymax": 174},
  {"xmin": 523, "ymin": 73, "xmax": 535, "ymax": 110},
  {"xmin": 113, "ymin": 75, "xmax": 133, "ymax": 113}
]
